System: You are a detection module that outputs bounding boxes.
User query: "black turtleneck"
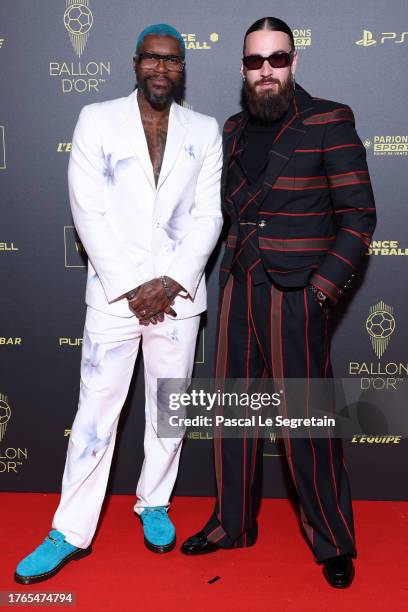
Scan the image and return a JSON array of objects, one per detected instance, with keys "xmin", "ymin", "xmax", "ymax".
[{"xmin": 240, "ymin": 114, "xmax": 286, "ymax": 184}]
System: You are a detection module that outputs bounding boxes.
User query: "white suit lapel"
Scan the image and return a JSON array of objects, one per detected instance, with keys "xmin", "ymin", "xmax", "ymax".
[
  {"xmin": 157, "ymin": 102, "xmax": 188, "ymax": 190},
  {"xmin": 113, "ymin": 94, "xmax": 189, "ymax": 191},
  {"xmin": 115, "ymin": 91, "xmax": 156, "ymax": 189}
]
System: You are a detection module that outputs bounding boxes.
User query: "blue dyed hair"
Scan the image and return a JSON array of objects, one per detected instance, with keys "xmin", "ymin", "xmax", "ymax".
[{"xmin": 136, "ymin": 24, "xmax": 186, "ymax": 58}]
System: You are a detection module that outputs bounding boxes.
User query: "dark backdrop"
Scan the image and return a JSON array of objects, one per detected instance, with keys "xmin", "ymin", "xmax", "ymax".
[{"xmin": 1, "ymin": 0, "xmax": 407, "ymax": 500}]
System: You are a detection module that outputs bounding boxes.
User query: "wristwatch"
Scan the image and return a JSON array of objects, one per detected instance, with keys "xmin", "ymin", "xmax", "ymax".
[
  {"xmin": 160, "ymin": 276, "xmax": 174, "ymax": 300},
  {"xmin": 126, "ymin": 288, "xmax": 139, "ymax": 301},
  {"xmin": 310, "ymin": 284, "xmax": 328, "ymax": 307}
]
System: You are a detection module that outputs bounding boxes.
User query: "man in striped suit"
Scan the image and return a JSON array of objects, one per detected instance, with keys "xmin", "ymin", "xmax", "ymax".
[{"xmin": 181, "ymin": 17, "xmax": 376, "ymax": 588}]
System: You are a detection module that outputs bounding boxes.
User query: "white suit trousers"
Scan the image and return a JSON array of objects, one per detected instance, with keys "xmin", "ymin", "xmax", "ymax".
[{"xmin": 52, "ymin": 306, "xmax": 200, "ymax": 548}]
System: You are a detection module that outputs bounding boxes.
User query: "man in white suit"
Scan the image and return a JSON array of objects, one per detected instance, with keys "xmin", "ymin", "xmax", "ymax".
[{"xmin": 15, "ymin": 24, "xmax": 222, "ymax": 584}]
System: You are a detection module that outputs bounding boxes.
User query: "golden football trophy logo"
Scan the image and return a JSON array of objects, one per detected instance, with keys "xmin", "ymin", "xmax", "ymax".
[
  {"xmin": 356, "ymin": 30, "xmax": 377, "ymax": 46},
  {"xmin": 64, "ymin": 0, "xmax": 94, "ymax": 58},
  {"xmin": 366, "ymin": 301, "xmax": 395, "ymax": 358},
  {"xmin": 0, "ymin": 393, "xmax": 11, "ymax": 442}
]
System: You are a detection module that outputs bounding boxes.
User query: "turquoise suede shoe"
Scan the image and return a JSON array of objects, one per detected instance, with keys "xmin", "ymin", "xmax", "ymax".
[
  {"xmin": 140, "ymin": 507, "xmax": 176, "ymax": 553},
  {"xmin": 15, "ymin": 530, "xmax": 92, "ymax": 584}
]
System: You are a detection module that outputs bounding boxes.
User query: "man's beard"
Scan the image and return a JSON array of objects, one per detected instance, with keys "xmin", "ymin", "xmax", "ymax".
[
  {"xmin": 137, "ymin": 75, "xmax": 181, "ymax": 109},
  {"xmin": 242, "ymin": 72, "xmax": 295, "ymax": 122}
]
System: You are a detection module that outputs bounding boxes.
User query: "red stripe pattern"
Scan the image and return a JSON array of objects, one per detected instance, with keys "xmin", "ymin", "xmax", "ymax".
[
  {"xmin": 303, "ymin": 107, "xmax": 354, "ymax": 125},
  {"xmin": 295, "ymin": 143, "xmax": 364, "ymax": 153},
  {"xmin": 310, "ymin": 273, "xmax": 340, "ymax": 303},
  {"xmin": 328, "ymin": 170, "xmax": 370, "ymax": 189},
  {"xmin": 269, "ymin": 176, "xmax": 328, "ymax": 190},
  {"xmin": 226, "ymin": 234, "xmax": 237, "ymax": 249},
  {"xmin": 268, "ymin": 170, "xmax": 370, "ymax": 191},
  {"xmin": 259, "ymin": 236, "xmax": 335, "ymax": 252},
  {"xmin": 218, "ymin": 93, "xmax": 376, "ymax": 306},
  {"xmin": 341, "ymin": 227, "xmax": 371, "ymax": 247}
]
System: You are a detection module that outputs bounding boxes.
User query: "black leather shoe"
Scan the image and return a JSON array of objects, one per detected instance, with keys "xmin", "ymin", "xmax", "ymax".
[
  {"xmin": 181, "ymin": 531, "xmax": 220, "ymax": 555},
  {"xmin": 323, "ymin": 554, "xmax": 355, "ymax": 588}
]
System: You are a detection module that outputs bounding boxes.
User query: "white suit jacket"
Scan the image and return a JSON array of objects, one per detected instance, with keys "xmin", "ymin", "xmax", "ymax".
[{"xmin": 68, "ymin": 90, "xmax": 223, "ymax": 318}]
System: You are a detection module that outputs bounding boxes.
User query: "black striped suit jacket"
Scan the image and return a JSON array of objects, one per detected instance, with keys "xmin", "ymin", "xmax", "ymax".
[{"xmin": 219, "ymin": 84, "xmax": 376, "ymax": 303}]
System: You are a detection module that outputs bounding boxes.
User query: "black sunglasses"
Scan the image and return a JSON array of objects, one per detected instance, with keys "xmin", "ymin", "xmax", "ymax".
[{"xmin": 242, "ymin": 51, "xmax": 294, "ymax": 70}]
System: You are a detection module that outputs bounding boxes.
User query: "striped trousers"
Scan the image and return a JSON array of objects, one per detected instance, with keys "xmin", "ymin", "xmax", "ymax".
[{"xmin": 203, "ymin": 271, "xmax": 356, "ymax": 562}]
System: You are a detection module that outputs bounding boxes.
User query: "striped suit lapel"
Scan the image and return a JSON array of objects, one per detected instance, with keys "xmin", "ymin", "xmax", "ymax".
[
  {"xmin": 221, "ymin": 113, "xmax": 248, "ymax": 214},
  {"xmin": 256, "ymin": 88, "xmax": 314, "ymax": 208}
]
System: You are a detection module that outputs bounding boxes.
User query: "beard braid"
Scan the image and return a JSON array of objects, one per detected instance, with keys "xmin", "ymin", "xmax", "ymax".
[{"xmin": 242, "ymin": 72, "xmax": 295, "ymax": 122}]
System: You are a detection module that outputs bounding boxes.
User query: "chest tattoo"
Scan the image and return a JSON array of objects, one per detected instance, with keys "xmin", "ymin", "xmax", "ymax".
[{"xmin": 141, "ymin": 114, "xmax": 169, "ymax": 185}]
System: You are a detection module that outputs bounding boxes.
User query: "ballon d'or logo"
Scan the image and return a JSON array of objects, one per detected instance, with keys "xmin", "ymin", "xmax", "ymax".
[
  {"xmin": 0, "ymin": 393, "xmax": 11, "ymax": 442},
  {"xmin": 64, "ymin": 0, "xmax": 93, "ymax": 58},
  {"xmin": 366, "ymin": 301, "xmax": 395, "ymax": 359}
]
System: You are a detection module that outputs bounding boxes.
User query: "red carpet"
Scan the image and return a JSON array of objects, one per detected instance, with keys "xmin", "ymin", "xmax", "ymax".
[{"xmin": 1, "ymin": 494, "xmax": 407, "ymax": 611}]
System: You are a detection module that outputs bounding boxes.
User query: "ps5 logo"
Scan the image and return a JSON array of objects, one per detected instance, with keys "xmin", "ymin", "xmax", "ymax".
[{"xmin": 356, "ymin": 30, "xmax": 408, "ymax": 46}]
